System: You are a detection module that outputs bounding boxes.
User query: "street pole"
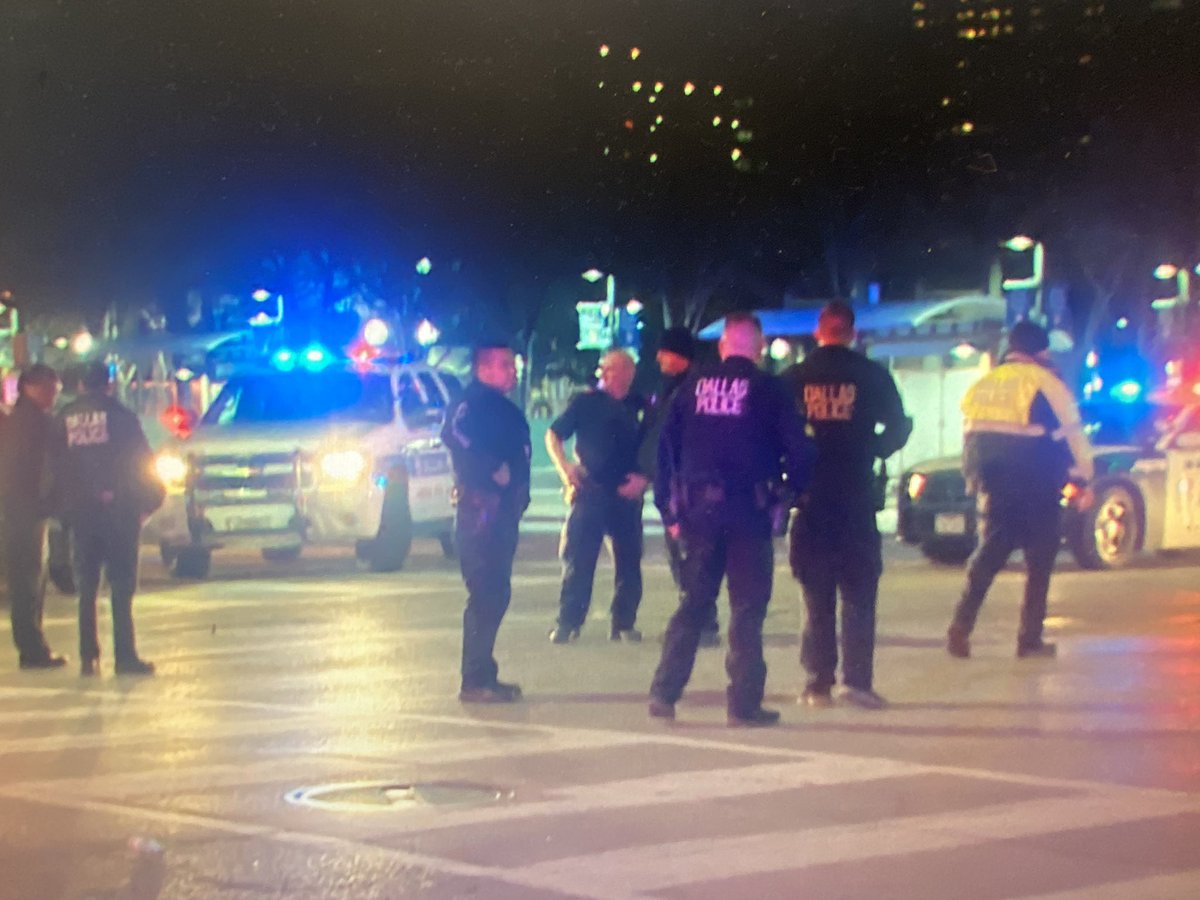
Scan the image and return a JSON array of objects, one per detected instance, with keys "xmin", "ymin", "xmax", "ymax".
[{"xmin": 605, "ymin": 274, "xmax": 617, "ymax": 349}]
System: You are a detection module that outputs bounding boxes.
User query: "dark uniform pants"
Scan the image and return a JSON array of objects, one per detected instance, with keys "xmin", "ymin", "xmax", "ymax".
[
  {"xmin": 791, "ymin": 503, "xmax": 882, "ymax": 693},
  {"xmin": 73, "ymin": 507, "xmax": 142, "ymax": 664},
  {"xmin": 3, "ymin": 513, "xmax": 52, "ymax": 662},
  {"xmin": 652, "ymin": 494, "xmax": 773, "ymax": 717},
  {"xmin": 457, "ymin": 490, "xmax": 521, "ymax": 690},
  {"xmin": 664, "ymin": 528, "xmax": 718, "ymax": 636},
  {"xmin": 557, "ymin": 487, "xmax": 643, "ymax": 632},
  {"xmin": 952, "ymin": 489, "xmax": 1061, "ymax": 648}
]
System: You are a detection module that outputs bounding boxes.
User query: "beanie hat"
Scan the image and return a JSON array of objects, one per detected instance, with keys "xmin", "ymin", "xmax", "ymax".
[
  {"xmin": 659, "ymin": 327, "xmax": 696, "ymax": 360},
  {"xmin": 1007, "ymin": 320, "xmax": 1050, "ymax": 356}
]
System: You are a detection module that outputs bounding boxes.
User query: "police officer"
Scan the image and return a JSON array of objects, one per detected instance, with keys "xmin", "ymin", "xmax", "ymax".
[
  {"xmin": 948, "ymin": 320, "xmax": 1094, "ymax": 659},
  {"xmin": 0, "ymin": 364, "xmax": 68, "ymax": 669},
  {"xmin": 640, "ymin": 327, "xmax": 721, "ymax": 647},
  {"xmin": 785, "ymin": 301, "xmax": 912, "ymax": 710},
  {"xmin": 51, "ymin": 362, "xmax": 163, "ymax": 676},
  {"xmin": 441, "ymin": 342, "xmax": 531, "ymax": 703},
  {"xmin": 650, "ymin": 313, "xmax": 814, "ymax": 726},
  {"xmin": 546, "ymin": 349, "xmax": 648, "ymax": 643}
]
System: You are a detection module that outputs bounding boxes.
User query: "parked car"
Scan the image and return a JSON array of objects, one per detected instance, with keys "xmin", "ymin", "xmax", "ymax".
[
  {"xmin": 897, "ymin": 399, "xmax": 1193, "ymax": 569},
  {"xmin": 144, "ymin": 360, "xmax": 457, "ymax": 578}
]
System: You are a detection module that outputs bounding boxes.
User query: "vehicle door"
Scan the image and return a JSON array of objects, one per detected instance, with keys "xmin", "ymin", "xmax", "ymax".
[{"xmin": 1159, "ymin": 407, "xmax": 1200, "ymax": 549}]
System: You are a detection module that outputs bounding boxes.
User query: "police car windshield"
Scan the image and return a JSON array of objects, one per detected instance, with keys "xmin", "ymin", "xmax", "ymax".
[{"xmin": 202, "ymin": 371, "xmax": 393, "ymax": 426}]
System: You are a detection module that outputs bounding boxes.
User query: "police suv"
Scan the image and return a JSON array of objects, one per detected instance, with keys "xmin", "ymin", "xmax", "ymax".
[
  {"xmin": 145, "ymin": 357, "xmax": 457, "ymax": 578},
  {"xmin": 897, "ymin": 395, "xmax": 1200, "ymax": 569}
]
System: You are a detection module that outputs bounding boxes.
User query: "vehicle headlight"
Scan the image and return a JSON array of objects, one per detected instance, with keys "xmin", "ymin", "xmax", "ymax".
[
  {"xmin": 320, "ymin": 449, "xmax": 367, "ymax": 483},
  {"xmin": 155, "ymin": 453, "xmax": 188, "ymax": 492},
  {"xmin": 906, "ymin": 473, "xmax": 927, "ymax": 500}
]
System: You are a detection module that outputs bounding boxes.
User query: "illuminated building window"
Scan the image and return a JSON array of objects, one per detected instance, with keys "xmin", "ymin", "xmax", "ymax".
[
  {"xmin": 912, "ymin": 1, "xmax": 926, "ymax": 9},
  {"xmin": 599, "ymin": 44, "xmax": 610, "ymax": 58},
  {"xmin": 915, "ymin": 18, "xmax": 927, "ymax": 28}
]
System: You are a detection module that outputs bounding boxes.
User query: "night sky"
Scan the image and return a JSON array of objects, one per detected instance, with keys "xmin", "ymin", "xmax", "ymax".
[{"xmin": 1, "ymin": 1, "xmax": 1196, "ymax": 322}]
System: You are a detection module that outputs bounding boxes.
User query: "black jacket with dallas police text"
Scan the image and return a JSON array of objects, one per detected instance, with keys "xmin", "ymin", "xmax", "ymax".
[
  {"xmin": 655, "ymin": 356, "xmax": 814, "ymax": 526},
  {"xmin": 50, "ymin": 391, "xmax": 161, "ymax": 522},
  {"xmin": 441, "ymin": 381, "xmax": 532, "ymax": 513},
  {"xmin": 784, "ymin": 345, "xmax": 911, "ymax": 509}
]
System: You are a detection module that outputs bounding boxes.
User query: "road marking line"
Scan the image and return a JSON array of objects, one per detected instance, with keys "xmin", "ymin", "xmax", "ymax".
[
  {"xmin": 318, "ymin": 757, "xmax": 929, "ymax": 835},
  {"xmin": 0, "ymin": 730, "xmax": 647, "ymax": 796},
  {"xmin": 3, "ymin": 687, "xmax": 1196, "ymax": 805},
  {"xmin": 0, "ymin": 712, "xmax": 333, "ymax": 755},
  {"xmin": 0, "ymin": 790, "xmax": 645, "ymax": 900},
  {"xmin": 1020, "ymin": 868, "xmax": 1200, "ymax": 899},
  {"xmin": 509, "ymin": 792, "xmax": 1200, "ymax": 896}
]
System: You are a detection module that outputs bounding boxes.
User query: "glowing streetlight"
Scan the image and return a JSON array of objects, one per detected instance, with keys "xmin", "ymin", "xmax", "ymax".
[
  {"xmin": 769, "ymin": 338, "xmax": 792, "ymax": 361},
  {"xmin": 1001, "ymin": 235, "xmax": 1046, "ymax": 323},
  {"xmin": 252, "ymin": 288, "xmax": 272, "ymax": 302},
  {"xmin": 683, "ymin": 81, "xmax": 696, "ymax": 96},
  {"xmin": 1152, "ymin": 263, "xmax": 1191, "ymax": 312},
  {"xmin": 632, "ymin": 80, "xmax": 643, "ymax": 92},
  {"xmin": 653, "ymin": 81, "xmax": 664, "ymax": 93},
  {"xmin": 415, "ymin": 318, "xmax": 440, "ymax": 347},
  {"xmin": 599, "ymin": 44, "xmax": 610, "ymax": 58},
  {"xmin": 362, "ymin": 317, "xmax": 390, "ymax": 347},
  {"xmin": 71, "ymin": 332, "xmax": 95, "ymax": 356},
  {"xmin": 415, "ymin": 257, "xmax": 433, "ymax": 276},
  {"xmin": 712, "ymin": 84, "xmax": 723, "ymax": 96},
  {"xmin": 630, "ymin": 47, "xmax": 640, "ymax": 60},
  {"xmin": 625, "ymin": 298, "xmax": 644, "ymax": 315}
]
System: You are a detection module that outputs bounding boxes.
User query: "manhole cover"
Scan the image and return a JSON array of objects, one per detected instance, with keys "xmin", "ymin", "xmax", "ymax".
[{"xmin": 285, "ymin": 780, "xmax": 513, "ymax": 812}]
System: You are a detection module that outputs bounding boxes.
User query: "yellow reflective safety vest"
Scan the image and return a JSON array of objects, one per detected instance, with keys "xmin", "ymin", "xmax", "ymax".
[{"xmin": 961, "ymin": 356, "xmax": 1093, "ymax": 496}]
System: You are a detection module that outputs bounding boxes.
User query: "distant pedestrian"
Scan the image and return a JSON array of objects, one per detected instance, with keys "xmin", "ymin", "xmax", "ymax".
[
  {"xmin": 1, "ymin": 364, "xmax": 68, "ymax": 670},
  {"xmin": 641, "ymin": 327, "xmax": 721, "ymax": 647},
  {"xmin": 650, "ymin": 313, "xmax": 814, "ymax": 726},
  {"xmin": 441, "ymin": 343, "xmax": 532, "ymax": 703},
  {"xmin": 546, "ymin": 349, "xmax": 648, "ymax": 643},
  {"xmin": 948, "ymin": 320, "xmax": 1094, "ymax": 659},
  {"xmin": 51, "ymin": 362, "xmax": 164, "ymax": 676},
  {"xmin": 784, "ymin": 301, "xmax": 912, "ymax": 710}
]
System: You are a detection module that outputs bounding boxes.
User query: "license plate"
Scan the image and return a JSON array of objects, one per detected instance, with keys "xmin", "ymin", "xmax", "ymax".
[
  {"xmin": 210, "ymin": 505, "xmax": 293, "ymax": 533},
  {"xmin": 935, "ymin": 513, "xmax": 966, "ymax": 535}
]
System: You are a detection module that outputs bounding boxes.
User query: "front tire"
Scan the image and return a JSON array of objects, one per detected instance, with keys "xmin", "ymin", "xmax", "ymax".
[
  {"xmin": 1070, "ymin": 482, "xmax": 1142, "ymax": 570},
  {"xmin": 172, "ymin": 546, "xmax": 212, "ymax": 579}
]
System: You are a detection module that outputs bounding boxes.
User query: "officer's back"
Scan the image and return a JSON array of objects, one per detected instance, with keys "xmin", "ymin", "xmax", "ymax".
[
  {"xmin": 785, "ymin": 302, "xmax": 910, "ymax": 509},
  {"xmin": 53, "ymin": 363, "xmax": 155, "ymax": 520}
]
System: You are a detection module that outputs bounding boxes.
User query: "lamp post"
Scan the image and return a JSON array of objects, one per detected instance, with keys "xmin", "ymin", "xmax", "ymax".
[
  {"xmin": 1001, "ymin": 235, "xmax": 1046, "ymax": 325},
  {"xmin": 1151, "ymin": 263, "xmax": 1191, "ymax": 310},
  {"xmin": 581, "ymin": 268, "xmax": 618, "ymax": 349}
]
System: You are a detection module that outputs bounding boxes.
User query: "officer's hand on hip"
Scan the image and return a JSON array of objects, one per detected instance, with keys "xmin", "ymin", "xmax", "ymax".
[
  {"xmin": 617, "ymin": 473, "xmax": 649, "ymax": 500},
  {"xmin": 493, "ymin": 463, "xmax": 511, "ymax": 487}
]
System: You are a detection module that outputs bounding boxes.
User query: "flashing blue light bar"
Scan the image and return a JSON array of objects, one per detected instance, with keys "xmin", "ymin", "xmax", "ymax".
[{"xmin": 1111, "ymin": 379, "xmax": 1143, "ymax": 403}]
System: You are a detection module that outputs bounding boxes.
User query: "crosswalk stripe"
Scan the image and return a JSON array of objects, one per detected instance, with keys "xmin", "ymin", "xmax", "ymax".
[
  {"xmin": 508, "ymin": 792, "xmax": 1200, "ymax": 896},
  {"xmin": 1020, "ymin": 869, "xmax": 1200, "ymax": 899}
]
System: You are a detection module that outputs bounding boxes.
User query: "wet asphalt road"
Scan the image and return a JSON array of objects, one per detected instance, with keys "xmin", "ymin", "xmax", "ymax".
[{"xmin": 2, "ymin": 526, "xmax": 1200, "ymax": 899}]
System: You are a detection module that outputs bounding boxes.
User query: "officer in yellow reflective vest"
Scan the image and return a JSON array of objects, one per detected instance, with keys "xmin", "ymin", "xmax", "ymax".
[{"xmin": 948, "ymin": 321, "xmax": 1094, "ymax": 659}]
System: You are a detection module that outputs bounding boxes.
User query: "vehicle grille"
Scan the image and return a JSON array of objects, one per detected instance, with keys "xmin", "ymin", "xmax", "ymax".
[{"xmin": 191, "ymin": 453, "xmax": 305, "ymax": 495}]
